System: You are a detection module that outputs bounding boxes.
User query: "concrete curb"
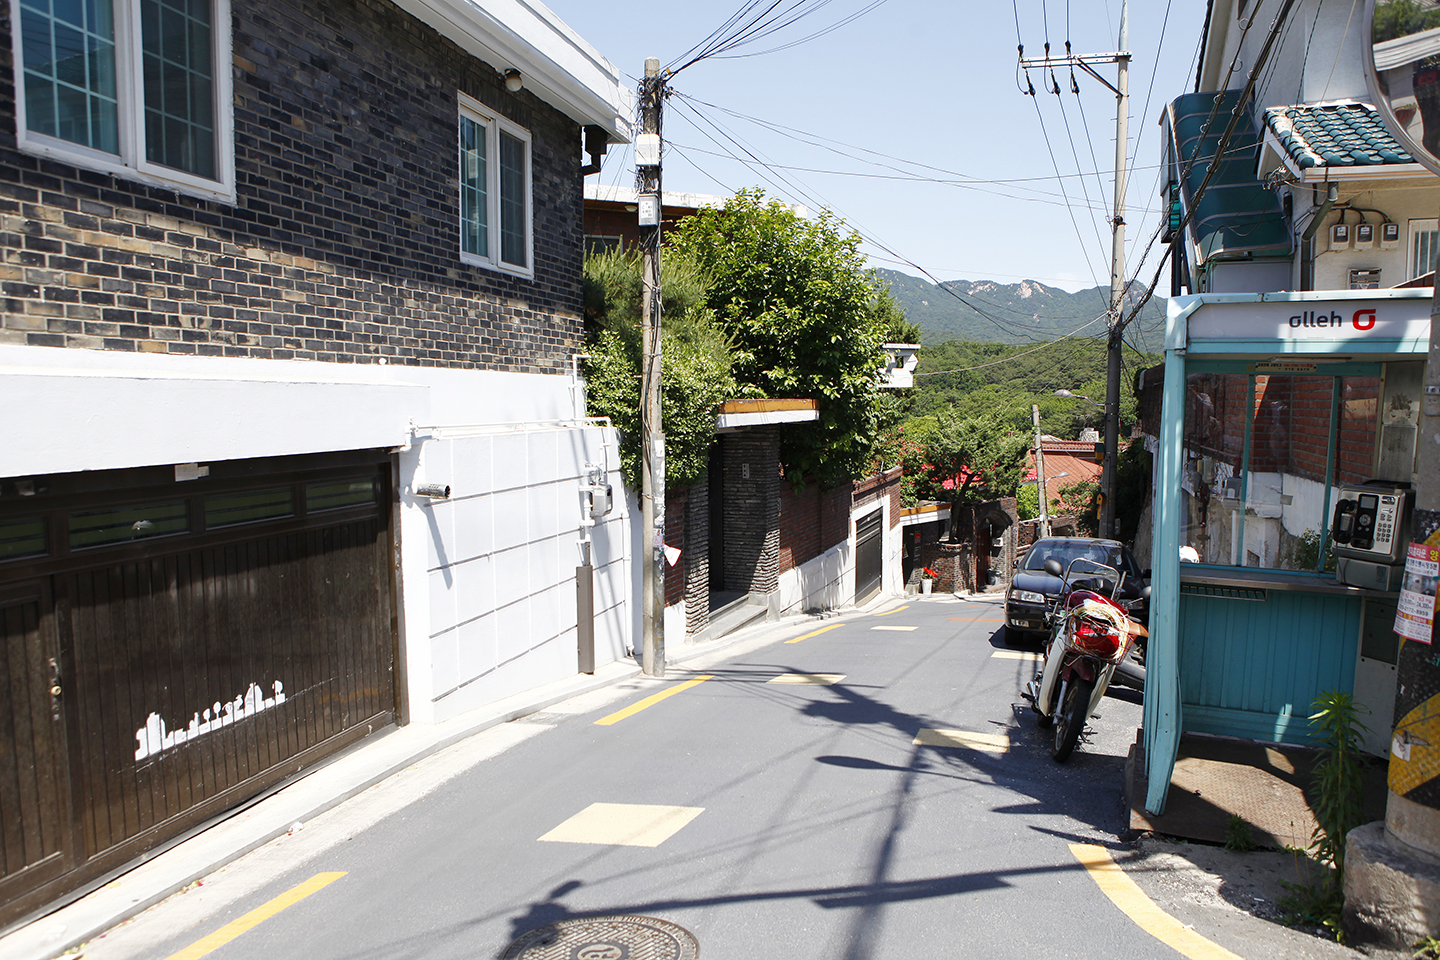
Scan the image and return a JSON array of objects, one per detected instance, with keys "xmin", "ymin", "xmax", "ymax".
[{"xmin": 0, "ymin": 596, "xmax": 904, "ymax": 960}]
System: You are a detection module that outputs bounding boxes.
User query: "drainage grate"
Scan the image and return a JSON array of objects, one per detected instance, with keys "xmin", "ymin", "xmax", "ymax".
[{"xmin": 500, "ymin": 915, "xmax": 699, "ymax": 959}]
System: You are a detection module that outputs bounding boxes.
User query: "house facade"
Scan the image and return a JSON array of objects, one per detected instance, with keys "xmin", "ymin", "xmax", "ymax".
[
  {"xmin": 1141, "ymin": 0, "xmax": 1435, "ymax": 814},
  {"xmin": 0, "ymin": 0, "xmax": 632, "ymax": 926}
]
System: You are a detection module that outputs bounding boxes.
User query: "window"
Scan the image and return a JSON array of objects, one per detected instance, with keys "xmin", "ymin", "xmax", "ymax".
[
  {"xmin": 458, "ymin": 92, "xmax": 531, "ymax": 275},
  {"xmin": 1181, "ymin": 371, "xmax": 1383, "ymax": 573},
  {"xmin": 11, "ymin": 0, "xmax": 234, "ymax": 199},
  {"xmin": 1410, "ymin": 218, "xmax": 1437, "ymax": 280}
]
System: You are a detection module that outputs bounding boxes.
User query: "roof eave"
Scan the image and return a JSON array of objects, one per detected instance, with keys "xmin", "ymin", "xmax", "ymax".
[{"xmin": 392, "ymin": 0, "xmax": 634, "ymax": 142}]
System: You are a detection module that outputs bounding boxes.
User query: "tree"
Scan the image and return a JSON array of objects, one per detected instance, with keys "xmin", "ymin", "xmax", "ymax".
[
  {"xmin": 582, "ymin": 247, "xmax": 742, "ymax": 490},
  {"xmin": 671, "ymin": 190, "xmax": 888, "ymax": 488}
]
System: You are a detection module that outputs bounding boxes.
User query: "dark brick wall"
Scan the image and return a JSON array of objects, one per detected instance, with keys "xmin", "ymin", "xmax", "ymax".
[
  {"xmin": 683, "ymin": 477, "xmax": 710, "ymax": 635},
  {"xmin": 721, "ymin": 428, "xmax": 780, "ymax": 595},
  {"xmin": 0, "ymin": 0, "xmax": 585, "ymax": 369},
  {"xmin": 778, "ymin": 480, "xmax": 851, "ymax": 574},
  {"xmin": 665, "ymin": 487, "xmax": 686, "ymax": 607}
]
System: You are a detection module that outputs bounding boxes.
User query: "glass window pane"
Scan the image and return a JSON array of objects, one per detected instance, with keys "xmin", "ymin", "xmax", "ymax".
[
  {"xmin": 70, "ymin": 501, "xmax": 188, "ymax": 548},
  {"xmin": 306, "ymin": 479, "xmax": 377, "ymax": 512},
  {"xmin": 20, "ymin": 0, "xmax": 118, "ymax": 153},
  {"xmin": 460, "ymin": 115, "xmax": 488, "ymax": 258},
  {"xmin": 1245, "ymin": 375, "xmax": 1335, "ymax": 571},
  {"xmin": 1181, "ymin": 372, "xmax": 1249, "ymax": 565},
  {"xmin": 141, "ymin": 0, "xmax": 215, "ymax": 177},
  {"xmin": 1411, "ymin": 219, "xmax": 1438, "ymax": 279},
  {"xmin": 205, "ymin": 488, "xmax": 295, "ymax": 528},
  {"xmin": 0, "ymin": 518, "xmax": 48, "ymax": 561},
  {"xmin": 1336, "ymin": 376, "xmax": 1379, "ymax": 485},
  {"xmin": 499, "ymin": 131, "xmax": 526, "ymax": 266}
]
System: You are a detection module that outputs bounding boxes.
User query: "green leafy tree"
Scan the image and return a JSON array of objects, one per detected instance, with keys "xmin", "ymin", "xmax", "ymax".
[
  {"xmin": 582, "ymin": 248, "xmax": 741, "ymax": 489},
  {"xmin": 918, "ymin": 412, "xmax": 1029, "ymax": 538},
  {"xmin": 671, "ymin": 190, "xmax": 888, "ymax": 487}
]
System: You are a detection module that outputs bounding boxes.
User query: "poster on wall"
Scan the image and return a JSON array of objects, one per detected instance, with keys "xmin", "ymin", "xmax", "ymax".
[{"xmin": 1396, "ymin": 542, "xmax": 1440, "ymax": 644}]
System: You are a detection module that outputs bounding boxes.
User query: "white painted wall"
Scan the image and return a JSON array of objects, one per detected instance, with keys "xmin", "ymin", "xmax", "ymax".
[
  {"xmin": 0, "ymin": 343, "xmax": 633, "ymax": 726},
  {"xmin": 399, "ymin": 422, "xmax": 631, "ymax": 724},
  {"xmin": 776, "ymin": 537, "xmax": 854, "ymax": 616}
]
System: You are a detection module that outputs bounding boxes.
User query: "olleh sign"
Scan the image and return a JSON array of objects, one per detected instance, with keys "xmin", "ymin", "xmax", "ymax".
[{"xmin": 1289, "ymin": 309, "xmax": 1376, "ymax": 330}]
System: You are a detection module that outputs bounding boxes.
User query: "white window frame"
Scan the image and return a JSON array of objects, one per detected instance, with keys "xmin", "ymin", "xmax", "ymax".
[
  {"xmin": 458, "ymin": 91, "xmax": 533, "ymax": 278},
  {"xmin": 1409, "ymin": 218, "xmax": 1438, "ymax": 280},
  {"xmin": 8, "ymin": 0, "xmax": 235, "ymax": 202}
]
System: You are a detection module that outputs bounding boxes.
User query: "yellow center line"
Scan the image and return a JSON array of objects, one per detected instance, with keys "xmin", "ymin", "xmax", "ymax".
[
  {"xmin": 594, "ymin": 675, "xmax": 714, "ymax": 726},
  {"xmin": 874, "ymin": 605, "xmax": 910, "ymax": 617},
  {"xmin": 785, "ymin": 623, "xmax": 844, "ymax": 644},
  {"xmin": 162, "ymin": 872, "xmax": 347, "ymax": 960},
  {"xmin": 1069, "ymin": 844, "xmax": 1245, "ymax": 960}
]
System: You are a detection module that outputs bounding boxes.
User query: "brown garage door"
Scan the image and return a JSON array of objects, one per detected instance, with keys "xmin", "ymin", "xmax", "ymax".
[{"xmin": 0, "ymin": 451, "xmax": 396, "ymax": 927}]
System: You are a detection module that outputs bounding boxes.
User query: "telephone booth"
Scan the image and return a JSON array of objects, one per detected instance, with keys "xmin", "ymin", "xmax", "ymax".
[{"xmin": 1142, "ymin": 289, "xmax": 1430, "ymax": 814}]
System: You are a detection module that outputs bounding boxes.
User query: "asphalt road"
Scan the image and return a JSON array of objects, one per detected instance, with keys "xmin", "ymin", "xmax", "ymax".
[{"xmin": 75, "ymin": 594, "xmax": 1179, "ymax": 960}]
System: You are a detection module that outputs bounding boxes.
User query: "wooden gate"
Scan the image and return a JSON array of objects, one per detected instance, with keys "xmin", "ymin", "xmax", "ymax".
[
  {"xmin": 0, "ymin": 452, "xmax": 396, "ymax": 928},
  {"xmin": 854, "ymin": 509, "xmax": 884, "ymax": 605}
]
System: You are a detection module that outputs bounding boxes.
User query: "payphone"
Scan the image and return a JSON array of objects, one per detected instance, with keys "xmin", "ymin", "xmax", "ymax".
[{"xmin": 1330, "ymin": 480, "xmax": 1413, "ymax": 590}]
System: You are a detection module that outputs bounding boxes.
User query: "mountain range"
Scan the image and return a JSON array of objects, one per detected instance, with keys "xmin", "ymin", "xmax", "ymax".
[{"xmin": 876, "ymin": 267, "xmax": 1167, "ymax": 350}]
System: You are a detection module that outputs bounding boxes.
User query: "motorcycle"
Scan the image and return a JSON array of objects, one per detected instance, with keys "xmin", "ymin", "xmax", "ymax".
[{"xmin": 1023, "ymin": 556, "xmax": 1150, "ymax": 762}]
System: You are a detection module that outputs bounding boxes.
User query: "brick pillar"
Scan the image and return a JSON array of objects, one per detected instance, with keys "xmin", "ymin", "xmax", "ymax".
[
  {"xmin": 685, "ymin": 473, "xmax": 710, "ymax": 636},
  {"xmin": 722, "ymin": 426, "xmax": 780, "ymax": 595}
]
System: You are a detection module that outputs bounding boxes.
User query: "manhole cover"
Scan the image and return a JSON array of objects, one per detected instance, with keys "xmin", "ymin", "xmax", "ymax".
[{"xmin": 500, "ymin": 915, "xmax": 699, "ymax": 960}]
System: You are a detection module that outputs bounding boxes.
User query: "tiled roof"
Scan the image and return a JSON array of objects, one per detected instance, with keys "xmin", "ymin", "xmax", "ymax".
[{"xmin": 1263, "ymin": 102, "xmax": 1413, "ymax": 168}]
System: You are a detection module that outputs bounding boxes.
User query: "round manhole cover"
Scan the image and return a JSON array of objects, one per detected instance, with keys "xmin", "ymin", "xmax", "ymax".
[{"xmin": 500, "ymin": 915, "xmax": 698, "ymax": 960}]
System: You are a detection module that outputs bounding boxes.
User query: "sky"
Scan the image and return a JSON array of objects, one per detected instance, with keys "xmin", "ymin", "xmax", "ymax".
[{"xmin": 545, "ymin": 0, "xmax": 1209, "ymax": 296}]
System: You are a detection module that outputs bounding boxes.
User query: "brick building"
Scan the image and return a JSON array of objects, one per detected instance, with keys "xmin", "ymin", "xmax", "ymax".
[{"xmin": 0, "ymin": 0, "xmax": 631, "ymax": 925}]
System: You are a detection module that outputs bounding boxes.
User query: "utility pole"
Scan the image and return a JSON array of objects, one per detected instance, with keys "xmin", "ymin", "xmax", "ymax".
[
  {"xmin": 1033, "ymin": 404, "xmax": 1050, "ymax": 539},
  {"xmin": 637, "ymin": 58, "xmax": 665, "ymax": 677},
  {"xmin": 1021, "ymin": 0, "xmax": 1130, "ymax": 540}
]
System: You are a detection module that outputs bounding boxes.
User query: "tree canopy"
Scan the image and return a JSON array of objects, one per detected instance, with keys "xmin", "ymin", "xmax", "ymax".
[{"xmin": 671, "ymin": 190, "xmax": 889, "ymax": 488}]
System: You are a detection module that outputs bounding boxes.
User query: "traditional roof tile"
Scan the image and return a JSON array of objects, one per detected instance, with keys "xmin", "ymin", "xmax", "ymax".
[{"xmin": 1263, "ymin": 102, "xmax": 1413, "ymax": 168}]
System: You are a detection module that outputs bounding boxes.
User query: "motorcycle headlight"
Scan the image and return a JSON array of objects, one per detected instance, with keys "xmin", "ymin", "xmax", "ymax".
[{"xmin": 1015, "ymin": 590, "xmax": 1046, "ymax": 603}]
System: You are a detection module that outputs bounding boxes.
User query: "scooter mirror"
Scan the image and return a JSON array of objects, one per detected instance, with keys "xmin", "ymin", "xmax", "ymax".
[
  {"xmin": 1140, "ymin": 585, "xmax": 1152, "ymax": 600},
  {"xmin": 1043, "ymin": 559, "xmax": 1064, "ymax": 577}
]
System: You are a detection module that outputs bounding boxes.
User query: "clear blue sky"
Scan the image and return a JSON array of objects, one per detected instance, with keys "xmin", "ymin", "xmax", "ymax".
[{"xmin": 547, "ymin": 0, "xmax": 1208, "ymax": 297}]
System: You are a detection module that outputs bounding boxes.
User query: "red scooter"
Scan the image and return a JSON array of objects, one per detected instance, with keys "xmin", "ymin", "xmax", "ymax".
[{"xmin": 1024, "ymin": 557, "xmax": 1149, "ymax": 762}]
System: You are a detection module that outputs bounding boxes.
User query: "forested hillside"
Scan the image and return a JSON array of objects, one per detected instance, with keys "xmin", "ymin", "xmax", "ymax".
[{"xmin": 906, "ymin": 338, "xmax": 1161, "ymax": 440}]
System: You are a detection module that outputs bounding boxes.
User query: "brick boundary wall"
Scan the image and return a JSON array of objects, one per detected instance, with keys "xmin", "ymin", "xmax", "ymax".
[
  {"xmin": 684, "ymin": 478, "xmax": 710, "ymax": 636},
  {"xmin": 0, "ymin": 0, "xmax": 585, "ymax": 371},
  {"xmin": 665, "ymin": 488, "xmax": 686, "ymax": 608},
  {"xmin": 778, "ymin": 479, "xmax": 853, "ymax": 574},
  {"xmin": 722, "ymin": 427, "xmax": 780, "ymax": 595}
]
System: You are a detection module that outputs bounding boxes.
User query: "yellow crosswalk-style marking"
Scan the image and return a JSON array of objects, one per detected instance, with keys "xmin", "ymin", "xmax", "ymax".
[
  {"xmin": 594, "ymin": 675, "xmax": 714, "ymax": 725},
  {"xmin": 1070, "ymin": 844, "xmax": 1244, "ymax": 960},
  {"xmin": 162, "ymin": 872, "xmax": 347, "ymax": 960},
  {"xmin": 785, "ymin": 623, "xmax": 843, "ymax": 644},
  {"xmin": 913, "ymin": 728, "xmax": 1010, "ymax": 753},
  {"xmin": 871, "ymin": 625, "xmax": 917, "ymax": 632},
  {"xmin": 767, "ymin": 673, "xmax": 846, "ymax": 685},
  {"xmin": 539, "ymin": 802, "xmax": 704, "ymax": 847},
  {"xmin": 990, "ymin": 650, "xmax": 1041, "ymax": 660}
]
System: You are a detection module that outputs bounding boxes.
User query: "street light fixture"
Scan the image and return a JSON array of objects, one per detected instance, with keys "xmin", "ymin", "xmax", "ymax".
[{"xmin": 1054, "ymin": 389, "xmax": 1104, "ymax": 409}]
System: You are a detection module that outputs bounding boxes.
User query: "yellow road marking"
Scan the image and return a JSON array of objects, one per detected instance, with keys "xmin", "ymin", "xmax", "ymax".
[
  {"xmin": 785, "ymin": 623, "xmax": 843, "ymax": 644},
  {"xmin": 913, "ymin": 728, "xmax": 1009, "ymax": 753},
  {"xmin": 871, "ymin": 625, "xmax": 916, "ymax": 632},
  {"xmin": 162, "ymin": 872, "xmax": 346, "ymax": 960},
  {"xmin": 1070, "ymin": 844, "xmax": 1245, "ymax": 960},
  {"xmin": 538, "ymin": 802, "xmax": 704, "ymax": 847},
  {"xmin": 874, "ymin": 605, "xmax": 910, "ymax": 616},
  {"xmin": 594, "ymin": 675, "xmax": 713, "ymax": 725},
  {"xmin": 990, "ymin": 650, "xmax": 1040, "ymax": 660},
  {"xmin": 767, "ymin": 673, "xmax": 846, "ymax": 685}
]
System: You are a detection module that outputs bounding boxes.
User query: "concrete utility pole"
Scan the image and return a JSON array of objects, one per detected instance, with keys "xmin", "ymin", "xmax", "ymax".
[
  {"xmin": 638, "ymin": 57, "xmax": 665, "ymax": 677},
  {"xmin": 1033, "ymin": 404, "xmax": 1050, "ymax": 538},
  {"xmin": 1021, "ymin": 0, "xmax": 1129, "ymax": 540}
]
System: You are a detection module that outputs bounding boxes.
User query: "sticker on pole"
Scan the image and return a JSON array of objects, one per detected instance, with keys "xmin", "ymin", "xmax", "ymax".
[{"xmin": 1396, "ymin": 541, "xmax": 1440, "ymax": 644}]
